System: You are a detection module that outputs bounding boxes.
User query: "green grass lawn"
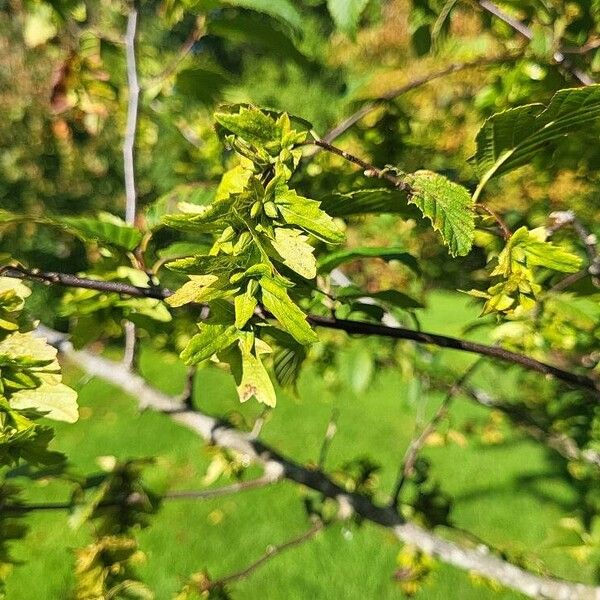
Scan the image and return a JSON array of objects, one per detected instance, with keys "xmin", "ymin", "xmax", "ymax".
[{"xmin": 6, "ymin": 292, "xmax": 587, "ymax": 599}]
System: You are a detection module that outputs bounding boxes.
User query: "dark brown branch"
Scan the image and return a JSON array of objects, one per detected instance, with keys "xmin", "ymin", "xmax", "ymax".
[
  {"xmin": 205, "ymin": 521, "xmax": 323, "ymax": 591},
  {"xmin": 307, "ymin": 315, "xmax": 599, "ymax": 394},
  {"xmin": 322, "ymin": 54, "xmax": 519, "ymax": 144},
  {"xmin": 309, "ymin": 139, "xmax": 411, "ymax": 191},
  {"xmin": 45, "ymin": 331, "xmax": 600, "ymax": 599},
  {"xmin": 474, "ymin": 203, "xmax": 511, "ymax": 239},
  {"xmin": 4, "ymin": 267, "xmax": 598, "ymax": 394},
  {"xmin": 0, "ymin": 266, "xmax": 170, "ymax": 300},
  {"xmin": 549, "ymin": 269, "xmax": 588, "ymax": 293}
]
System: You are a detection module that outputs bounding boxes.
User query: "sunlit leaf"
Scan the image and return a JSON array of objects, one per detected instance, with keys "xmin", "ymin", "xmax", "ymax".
[
  {"xmin": 259, "ymin": 276, "xmax": 317, "ymax": 344},
  {"xmin": 473, "ymin": 85, "xmax": 600, "ymax": 191},
  {"xmin": 11, "ymin": 383, "xmax": 78, "ymax": 423},
  {"xmin": 271, "ymin": 227, "xmax": 316, "ymax": 279},
  {"xmin": 404, "ymin": 170, "xmax": 474, "ymax": 257}
]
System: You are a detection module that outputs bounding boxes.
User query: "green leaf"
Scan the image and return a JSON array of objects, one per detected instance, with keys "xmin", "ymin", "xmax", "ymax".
[
  {"xmin": 319, "ymin": 188, "xmax": 411, "ymax": 218},
  {"xmin": 208, "ymin": 12, "xmax": 313, "ymax": 68},
  {"xmin": 157, "ymin": 242, "xmax": 211, "ymax": 260},
  {"xmin": 275, "ymin": 187, "xmax": 344, "ymax": 244},
  {"xmin": 472, "ymin": 85, "xmax": 600, "ymax": 191},
  {"xmin": 215, "ymin": 164, "xmax": 253, "ymax": 202},
  {"xmin": 403, "ymin": 170, "xmax": 474, "ymax": 257},
  {"xmin": 236, "ymin": 335, "xmax": 277, "ymax": 407},
  {"xmin": 181, "ymin": 323, "xmax": 240, "ymax": 365},
  {"xmin": 166, "ymin": 254, "xmax": 251, "ymax": 276},
  {"xmin": 273, "ymin": 345, "xmax": 305, "ymax": 389},
  {"xmin": 162, "ymin": 196, "xmax": 235, "ymax": 233},
  {"xmin": 317, "ymin": 246, "xmax": 419, "ymax": 274},
  {"xmin": 62, "ymin": 213, "xmax": 142, "ymax": 251},
  {"xmin": 215, "ymin": 105, "xmax": 281, "ymax": 147},
  {"xmin": 259, "ymin": 277, "xmax": 317, "ymax": 345},
  {"xmin": 493, "ymin": 227, "xmax": 582, "ymax": 276},
  {"xmin": 271, "ymin": 227, "xmax": 316, "ymax": 279},
  {"xmin": 145, "ymin": 185, "xmax": 214, "ymax": 230},
  {"xmin": 234, "ymin": 289, "xmax": 258, "ymax": 328},
  {"xmin": 326, "ymin": 0, "xmax": 369, "ymax": 36},
  {"xmin": 165, "ymin": 275, "xmax": 220, "ymax": 307},
  {"xmin": 10, "ymin": 383, "xmax": 78, "ymax": 423}
]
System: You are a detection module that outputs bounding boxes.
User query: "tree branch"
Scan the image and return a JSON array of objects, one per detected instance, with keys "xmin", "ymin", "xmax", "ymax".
[
  {"xmin": 123, "ymin": 7, "xmax": 140, "ymax": 226},
  {"xmin": 465, "ymin": 386, "xmax": 600, "ymax": 468},
  {"xmin": 310, "ymin": 139, "xmax": 512, "ymax": 241},
  {"xmin": 321, "ymin": 54, "xmax": 519, "ymax": 144},
  {"xmin": 307, "ymin": 314, "xmax": 599, "ymax": 394},
  {"xmin": 309, "ymin": 139, "xmax": 411, "ymax": 191},
  {"xmin": 4, "ymin": 267, "xmax": 598, "ymax": 394},
  {"xmin": 41, "ymin": 328, "xmax": 600, "ymax": 599},
  {"xmin": 389, "ymin": 360, "xmax": 483, "ymax": 507},
  {"xmin": 1, "ymin": 476, "xmax": 275, "ymax": 513},
  {"xmin": 206, "ymin": 521, "xmax": 324, "ymax": 591},
  {"xmin": 122, "ymin": 6, "xmax": 141, "ymax": 371},
  {"xmin": 477, "ymin": 0, "xmax": 594, "ymax": 85}
]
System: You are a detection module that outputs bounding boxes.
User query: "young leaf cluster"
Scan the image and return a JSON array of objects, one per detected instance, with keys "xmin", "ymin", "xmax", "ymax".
[
  {"xmin": 468, "ymin": 227, "xmax": 582, "ymax": 315},
  {"xmin": 163, "ymin": 106, "xmax": 345, "ymax": 406},
  {"xmin": 0, "ymin": 277, "xmax": 78, "ymax": 467}
]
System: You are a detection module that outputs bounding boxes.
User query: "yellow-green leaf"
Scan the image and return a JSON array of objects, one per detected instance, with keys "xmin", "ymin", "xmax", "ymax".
[
  {"xmin": 165, "ymin": 275, "xmax": 220, "ymax": 308},
  {"xmin": 11, "ymin": 383, "xmax": 78, "ymax": 423},
  {"xmin": 271, "ymin": 227, "xmax": 316, "ymax": 279},
  {"xmin": 259, "ymin": 277, "xmax": 317, "ymax": 345}
]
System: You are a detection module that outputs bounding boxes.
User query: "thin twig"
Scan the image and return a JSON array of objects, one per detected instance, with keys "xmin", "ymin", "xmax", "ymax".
[
  {"xmin": 389, "ymin": 360, "xmax": 483, "ymax": 507},
  {"xmin": 465, "ymin": 386, "xmax": 600, "ymax": 468},
  {"xmin": 321, "ymin": 53, "xmax": 520, "ymax": 144},
  {"xmin": 475, "ymin": 203, "xmax": 511, "ymax": 239},
  {"xmin": 143, "ymin": 17, "xmax": 205, "ymax": 88},
  {"xmin": 4, "ymin": 266, "xmax": 598, "ymax": 394},
  {"xmin": 205, "ymin": 521, "xmax": 324, "ymax": 591},
  {"xmin": 548, "ymin": 211, "xmax": 600, "ymax": 288},
  {"xmin": 477, "ymin": 0, "xmax": 594, "ymax": 85},
  {"xmin": 1, "ymin": 477, "xmax": 275, "ymax": 514},
  {"xmin": 308, "ymin": 139, "xmax": 410, "ymax": 191}
]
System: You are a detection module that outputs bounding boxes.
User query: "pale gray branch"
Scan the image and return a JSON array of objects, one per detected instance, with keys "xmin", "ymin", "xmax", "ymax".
[
  {"xmin": 123, "ymin": 7, "xmax": 140, "ymax": 226},
  {"xmin": 122, "ymin": 7, "xmax": 141, "ymax": 370},
  {"xmin": 38, "ymin": 326, "xmax": 600, "ymax": 600}
]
